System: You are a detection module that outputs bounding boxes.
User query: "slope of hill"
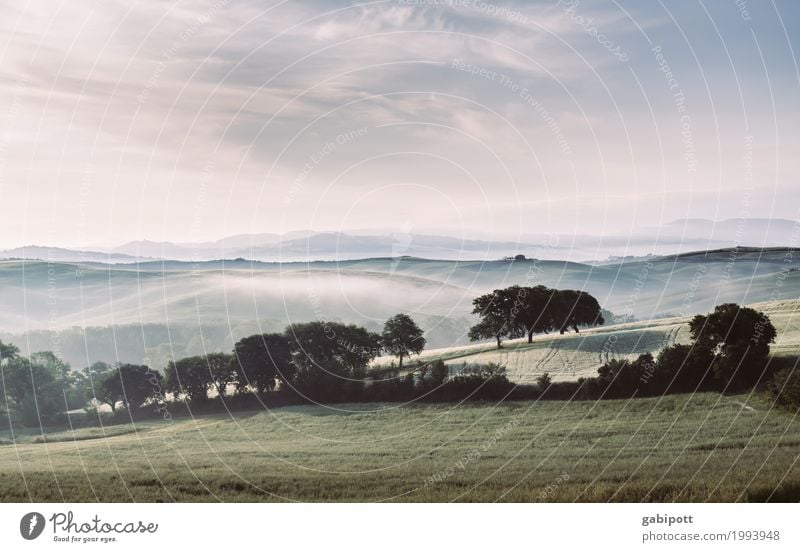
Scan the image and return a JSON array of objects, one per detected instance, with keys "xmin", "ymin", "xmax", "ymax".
[
  {"xmin": 1, "ymin": 248, "xmax": 796, "ymax": 327},
  {"xmin": 373, "ymin": 299, "xmax": 800, "ymax": 384}
]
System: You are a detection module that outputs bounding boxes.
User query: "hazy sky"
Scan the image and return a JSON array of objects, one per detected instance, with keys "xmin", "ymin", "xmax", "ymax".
[{"xmin": 0, "ymin": 0, "xmax": 798, "ymax": 248}]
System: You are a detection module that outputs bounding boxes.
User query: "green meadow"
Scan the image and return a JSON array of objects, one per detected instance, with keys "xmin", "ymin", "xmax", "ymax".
[{"xmin": 1, "ymin": 393, "xmax": 799, "ymax": 502}]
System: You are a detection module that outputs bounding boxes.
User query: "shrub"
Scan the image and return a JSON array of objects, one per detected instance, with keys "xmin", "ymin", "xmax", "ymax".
[
  {"xmin": 431, "ymin": 362, "xmax": 513, "ymax": 401},
  {"xmin": 535, "ymin": 372, "xmax": 552, "ymax": 391},
  {"xmin": 769, "ymin": 368, "xmax": 800, "ymax": 411},
  {"xmin": 595, "ymin": 354, "xmax": 656, "ymax": 398},
  {"xmin": 654, "ymin": 344, "xmax": 715, "ymax": 393}
]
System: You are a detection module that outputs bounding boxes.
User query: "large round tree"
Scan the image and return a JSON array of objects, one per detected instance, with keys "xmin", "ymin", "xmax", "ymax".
[
  {"xmin": 382, "ymin": 313, "xmax": 427, "ymax": 369},
  {"xmin": 468, "ymin": 287, "xmax": 522, "ymax": 348},
  {"xmin": 231, "ymin": 333, "xmax": 292, "ymax": 394},
  {"xmin": 552, "ymin": 290, "xmax": 604, "ymax": 334},
  {"xmin": 689, "ymin": 303, "xmax": 776, "ymax": 391},
  {"xmin": 285, "ymin": 321, "xmax": 381, "ymax": 401}
]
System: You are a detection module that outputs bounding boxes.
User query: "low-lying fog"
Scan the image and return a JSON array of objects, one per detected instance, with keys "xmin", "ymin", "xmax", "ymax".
[{"xmin": 0, "ymin": 251, "xmax": 797, "ymax": 370}]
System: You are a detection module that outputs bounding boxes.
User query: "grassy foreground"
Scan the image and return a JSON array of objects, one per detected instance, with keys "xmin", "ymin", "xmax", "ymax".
[{"xmin": 1, "ymin": 393, "xmax": 799, "ymax": 502}]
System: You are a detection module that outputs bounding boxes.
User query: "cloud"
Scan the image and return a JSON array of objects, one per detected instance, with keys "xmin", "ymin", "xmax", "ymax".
[{"xmin": 0, "ymin": 0, "xmax": 797, "ymax": 247}]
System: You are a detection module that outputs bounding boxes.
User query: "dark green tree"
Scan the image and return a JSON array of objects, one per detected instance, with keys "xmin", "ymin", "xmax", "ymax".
[
  {"xmin": 689, "ymin": 303, "xmax": 776, "ymax": 391},
  {"xmin": 552, "ymin": 290, "xmax": 604, "ymax": 334},
  {"xmin": 428, "ymin": 360, "xmax": 449, "ymax": 387},
  {"xmin": 382, "ymin": 313, "xmax": 426, "ymax": 369},
  {"xmin": 596, "ymin": 353, "xmax": 655, "ymax": 398},
  {"xmin": 468, "ymin": 288, "xmax": 523, "ymax": 348},
  {"xmin": 164, "ymin": 357, "xmax": 215, "ymax": 403},
  {"xmin": 516, "ymin": 285, "xmax": 558, "ymax": 342},
  {"xmin": 0, "ymin": 339, "xmax": 19, "ymax": 363},
  {"xmin": 205, "ymin": 352, "xmax": 235, "ymax": 397},
  {"xmin": 231, "ymin": 333, "xmax": 293, "ymax": 394},
  {"xmin": 654, "ymin": 343, "xmax": 715, "ymax": 393},
  {"xmin": 285, "ymin": 322, "xmax": 380, "ymax": 400},
  {"xmin": 81, "ymin": 361, "xmax": 117, "ymax": 411},
  {"xmin": 1, "ymin": 351, "xmax": 71, "ymax": 425},
  {"xmin": 417, "ymin": 359, "xmax": 449, "ymax": 391},
  {"xmin": 0, "ymin": 340, "xmax": 20, "ymax": 419},
  {"xmin": 108, "ymin": 363, "xmax": 163, "ymax": 410}
]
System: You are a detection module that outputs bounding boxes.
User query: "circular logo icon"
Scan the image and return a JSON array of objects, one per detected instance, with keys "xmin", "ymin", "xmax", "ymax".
[{"xmin": 20, "ymin": 512, "xmax": 45, "ymax": 540}]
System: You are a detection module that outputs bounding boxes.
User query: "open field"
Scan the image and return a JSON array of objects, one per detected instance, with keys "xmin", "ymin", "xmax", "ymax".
[
  {"xmin": 373, "ymin": 319, "xmax": 690, "ymax": 383},
  {"xmin": 1, "ymin": 393, "xmax": 799, "ymax": 502}
]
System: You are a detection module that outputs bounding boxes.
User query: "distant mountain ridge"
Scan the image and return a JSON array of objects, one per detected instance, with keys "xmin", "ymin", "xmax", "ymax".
[
  {"xmin": 2, "ymin": 218, "xmax": 797, "ymax": 264},
  {"xmin": 0, "ymin": 245, "xmax": 152, "ymax": 264},
  {"xmin": 636, "ymin": 217, "xmax": 800, "ymax": 245}
]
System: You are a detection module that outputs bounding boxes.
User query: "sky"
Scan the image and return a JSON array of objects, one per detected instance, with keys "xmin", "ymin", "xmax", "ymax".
[{"xmin": 0, "ymin": 0, "xmax": 798, "ymax": 248}]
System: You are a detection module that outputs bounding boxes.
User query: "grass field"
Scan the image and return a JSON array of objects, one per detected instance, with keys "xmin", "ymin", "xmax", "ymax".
[{"xmin": 1, "ymin": 393, "xmax": 799, "ymax": 502}]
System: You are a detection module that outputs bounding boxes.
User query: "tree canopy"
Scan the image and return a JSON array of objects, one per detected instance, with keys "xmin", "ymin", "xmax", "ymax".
[
  {"xmin": 110, "ymin": 363, "xmax": 163, "ymax": 409},
  {"xmin": 469, "ymin": 286, "xmax": 604, "ymax": 348},
  {"xmin": 689, "ymin": 303, "xmax": 777, "ymax": 391},
  {"xmin": 382, "ymin": 313, "xmax": 426, "ymax": 368},
  {"xmin": 286, "ymin": 321, "xmax": 381, "ymax": 400},
  {"xmin": 165, "ymin": 355, "xmax": 231, "ymax": 403},
  {"xmin": 231, "ymin": 333, "xmax": 292, "ymax": 394},
  {"xmin": 1, "ymin": 351, "xmax": 71, "ymax": 425}
]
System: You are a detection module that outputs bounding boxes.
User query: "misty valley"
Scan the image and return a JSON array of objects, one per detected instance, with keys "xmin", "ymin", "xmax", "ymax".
[{"xmin": 1, "ymin": 248, "xmax": 797, "ymax": 371}]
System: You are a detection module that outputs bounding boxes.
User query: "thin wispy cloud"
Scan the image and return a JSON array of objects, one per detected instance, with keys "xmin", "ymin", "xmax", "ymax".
[{"xmin": 0, "ymin": 0, "xmax": 797, "ymax": 247}]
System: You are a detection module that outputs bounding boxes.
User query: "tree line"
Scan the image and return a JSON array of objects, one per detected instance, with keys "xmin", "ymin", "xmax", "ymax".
[
  {"xmin": 469, "ymin": 285, "xmax": 604, "ymax": 347},
  {"xmin": 3, "ymin": 297, "xmax": 799, "ymax": 428},
  {"xmin": 0, "ymin": 314, "xmax": 432, "ymax": 425}
]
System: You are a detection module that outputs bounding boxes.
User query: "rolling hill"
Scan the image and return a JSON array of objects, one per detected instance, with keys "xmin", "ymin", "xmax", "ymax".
[{"xmin": 0, "ymin": 247, "xmax": 797, "ymax": 370}]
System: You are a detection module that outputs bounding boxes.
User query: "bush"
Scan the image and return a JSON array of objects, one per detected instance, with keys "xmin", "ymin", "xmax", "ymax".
[
  {"xmin": 427, "ymin": 362, "xmax": 513, "ymax": 401},
  {"xmin": 427, "ymin": 360, "xmax": 450, "ymax": 388},
  {"xmin": 653, "ymin": 344, "xmax": 715, "ymax": 393},
  {"xmin": 366, "ymin": 371, "xmax": 415, "ymax": 402},
  {"xmin": 535, "ymin": 372, "xmax": 552, "ymax": 392},
  {"xmin": 769, "ymin": 368, "xmax": 800, "ymax": 411},
  {"xmin": 594, "ymin": 354, "xmax": 657, "ymax": 398}
]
